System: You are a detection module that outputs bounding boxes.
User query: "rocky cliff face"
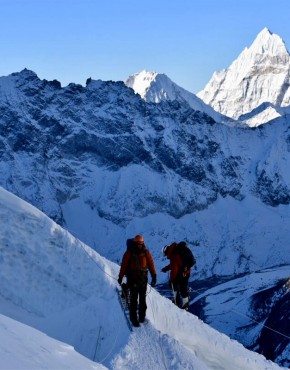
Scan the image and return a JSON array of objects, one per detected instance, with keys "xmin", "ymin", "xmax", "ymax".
[{"xmin": 197, "ymin": 28, "xmax": 290, "ymax": 126}]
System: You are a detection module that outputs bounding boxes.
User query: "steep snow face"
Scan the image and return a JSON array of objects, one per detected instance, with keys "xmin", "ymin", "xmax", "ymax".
[
  {"xmin": 125, "ymin": 70, "xmax": 226, "ymax": 122},
  {"xmin": 197, "ymin": 28, "xmax": 290, "ymax": 122},
  {"xmin": 0, "ymin": 187, "xmax": 284, "ymax": 370}
]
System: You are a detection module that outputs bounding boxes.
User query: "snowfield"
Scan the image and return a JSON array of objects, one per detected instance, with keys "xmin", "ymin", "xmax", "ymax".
[
  {"xmin": 0, "ymin": 187, "xmax": 285, "ymax": 369},
  {"xmin": 0, "ymin": 314, "xmax": 105, "ymax": 370}
]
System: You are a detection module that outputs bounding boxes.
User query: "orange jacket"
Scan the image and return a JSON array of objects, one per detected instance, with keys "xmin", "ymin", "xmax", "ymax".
[
  {"xmin": 163, "ymin": 242, "xmax": 190, "ymax": 282},
  {"xmin": 119, "ymin": 245, "xmax": 156, "ymax": 282}
]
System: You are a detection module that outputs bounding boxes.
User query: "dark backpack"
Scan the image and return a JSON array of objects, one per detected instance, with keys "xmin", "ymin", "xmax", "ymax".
[
  {"xmin": 126, "ymin": 238, "xmax": 134, "ymax": 250},
  {"xmin": 175, "ymin": 242, "xmax": 196, "ymax": 271},
  {"xmin": 125, "ymin": 238, "xmax": 148, "ymax": 275}
]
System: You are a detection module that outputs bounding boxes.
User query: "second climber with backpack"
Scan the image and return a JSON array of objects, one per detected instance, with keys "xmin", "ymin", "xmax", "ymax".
[{"xmin": 161, "ymin": 241, "xmax": 196, "ymax": 310}]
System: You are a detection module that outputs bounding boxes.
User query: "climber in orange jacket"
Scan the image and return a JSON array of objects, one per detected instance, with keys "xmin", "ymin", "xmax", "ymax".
[{"xmin": 118, "ymin": 235, "xmax": 156, "ymax": 327}]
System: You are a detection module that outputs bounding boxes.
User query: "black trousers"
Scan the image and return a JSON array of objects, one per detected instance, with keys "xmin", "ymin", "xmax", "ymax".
[
  {"xmin": 172, "ymin": 273, "xmax": 189, "ymax": 298},
  {"xmin": 128, "ymin": 279, "xmax": 147, "ymax": 321}
]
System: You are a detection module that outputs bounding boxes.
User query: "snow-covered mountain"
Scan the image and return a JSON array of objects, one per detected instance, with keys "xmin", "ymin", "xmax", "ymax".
[
  {"xmin": 125, "ymin": 70, "xmax": 227, "ymax": 122},
  {"xmin": 0, "ymin": 69, "xmax": 290, "ymax": 366},
  {"xmin": 0, "ymin": 186, "xmax": 285, "ymax": 369},
  {"xmin": 197, "ymin": 28, "xmax": 290, "ymax": 126},
  {"xmin": 0, "ymin": 69, "xmax": 290, "ymax": 273}
]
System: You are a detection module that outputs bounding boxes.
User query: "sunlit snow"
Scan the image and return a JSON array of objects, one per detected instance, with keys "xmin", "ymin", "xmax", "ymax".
[{"xmin": 0, "ymin": 187, "xmax": 285, "ymax": 369}]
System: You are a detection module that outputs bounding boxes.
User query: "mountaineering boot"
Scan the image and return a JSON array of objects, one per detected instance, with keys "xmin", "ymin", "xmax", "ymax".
[
  {"xmin": 130, "ymin": 313, "xmax": 140, "ymax": 327},
  {"xmin": 181, "ymin": 296, "xmax": 189, "ymax": 310},
  {"xmin": 131, "ymin": 319, "xmax": 140, "ymax": 327}
]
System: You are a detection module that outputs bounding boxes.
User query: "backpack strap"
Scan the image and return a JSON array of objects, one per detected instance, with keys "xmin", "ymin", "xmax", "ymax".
[{"xmin": 130, "ymin": 250, "xmax": 149, "ymax": 273}]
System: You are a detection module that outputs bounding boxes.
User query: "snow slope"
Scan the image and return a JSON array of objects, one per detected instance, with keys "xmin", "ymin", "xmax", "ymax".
[
  {"xmin": 0, "ymin": 186, "xmax": 285, "ymax": 369},
  {"xmin": 0, "ymin": 314, "xmax": 104, "ymax": 370}
]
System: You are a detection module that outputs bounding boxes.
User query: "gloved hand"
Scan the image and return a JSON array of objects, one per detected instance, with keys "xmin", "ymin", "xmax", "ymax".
[
  {"xmin": 161, "ymin": 267, "xmax": 167, "ymax": 273},
  {"xmin": 151, "ymin": 274, "xmax": 157, "ymax": 287},
  {"xmin": 117, "ymin": 277, "xmax": 122, "ymax": 285}
]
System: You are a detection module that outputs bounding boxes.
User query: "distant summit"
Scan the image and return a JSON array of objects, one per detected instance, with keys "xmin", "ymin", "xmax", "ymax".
[
  {"xmin": 197, "ymin": 28, "xmax": 290, "ymax": 125},
  {"xmin": 125, "ymin": 70, "xmax": 227, "ymax": 122},
  {"xmin": 249, "ymin": 27, "xmax": 289, "ymax": 56},
  {"xmin": 125, "ymin": 70, "xmax": 160, "ymax": 101}
]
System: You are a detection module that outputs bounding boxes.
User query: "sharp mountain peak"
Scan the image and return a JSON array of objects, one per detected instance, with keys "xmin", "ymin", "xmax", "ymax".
[
  {"xmin": 197, "ymin": 28, "xmax": 290, "ymax": 123},
  {"xmin": 248, "ymin": 27, "xmax": 289, "ymax": 56}
]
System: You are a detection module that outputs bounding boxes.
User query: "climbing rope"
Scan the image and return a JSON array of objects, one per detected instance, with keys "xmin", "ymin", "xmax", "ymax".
[
  {"xmin": 78, "ymin": 242, "xmax": 118, "ymax": 282},
  {"xmin": 95, "ymin": 320, "xmax": 122, "ymax": 364},
  {"xmin": 163, "ymin": 266, "xmax": 290, "ymax": 342},
  {"xmin": 79, "ymin": 241, "xmax": 157, "ymax": 295},
  {"xmin": 77, "ymin": 240, "xmax": 160, "ymax": 364},
  {"xmin": 189, "ymin": 280, "xmax": 290, "ymax": 341},
  {"xmin": 230, "ymin": 309, "xmax": 290, "ymax": 340},
  {"xmin": 80, "ymin": 238, "xmax": 290, "ymax": 360},
  {"xmin": 93, "ymin": 326, "xmax": 102, "ymax": 362}
]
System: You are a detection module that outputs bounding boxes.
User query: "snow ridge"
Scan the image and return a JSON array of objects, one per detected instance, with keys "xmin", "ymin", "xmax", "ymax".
[{"xmin": 0, "ymin": 187, "xmax": 284, "ymax": 370}]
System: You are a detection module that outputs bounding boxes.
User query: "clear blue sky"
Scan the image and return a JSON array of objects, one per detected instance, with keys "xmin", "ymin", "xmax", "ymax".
[{"xmin": 1, "ymin": 0, "xmax": 290, "ymax": 93}]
